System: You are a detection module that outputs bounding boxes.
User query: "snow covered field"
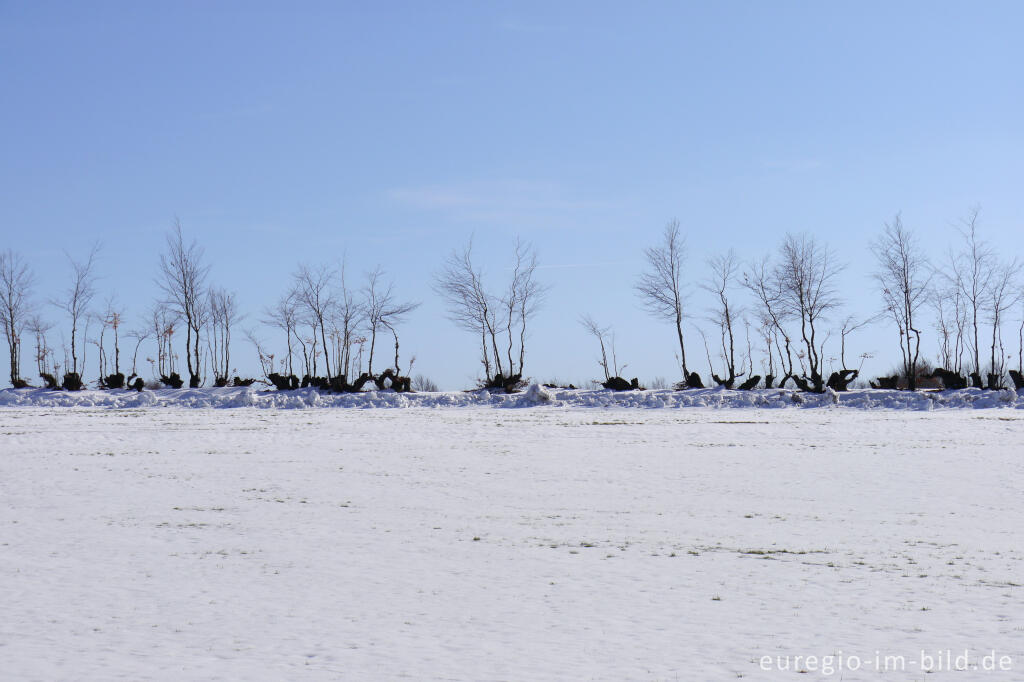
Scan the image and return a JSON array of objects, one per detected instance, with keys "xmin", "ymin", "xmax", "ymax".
[{"xmin": 2, "ymin": 403, "xmax": 1022, "ymax": 680}]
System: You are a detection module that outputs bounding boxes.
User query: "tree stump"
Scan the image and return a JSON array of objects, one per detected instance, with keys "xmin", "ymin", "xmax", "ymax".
[
  {"xmin": 737, "ymin": 375, "xmax": 761, "ymax": 390},
  {"xmin": 160, "ymin": 373, "xmax": 184, "ymax": 389},
  {"xmin": 930, "ymin": 368, "xmax": 967, "ymax": 390},
  {"xmin": 602, "ymin": 376, "xmax": 634, "ymax": 391},
  {"xmin": 826, "ymin": 369, "xmax": 858, "ymax": 392}
]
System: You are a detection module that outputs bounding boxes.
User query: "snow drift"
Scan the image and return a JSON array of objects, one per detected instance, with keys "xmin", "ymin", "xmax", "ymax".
[{"xmin": 1, "ymin": 384, "xmax": 1022, "ymax": 410}]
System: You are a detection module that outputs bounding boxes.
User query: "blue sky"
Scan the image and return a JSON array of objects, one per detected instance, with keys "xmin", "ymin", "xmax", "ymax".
[{"xmin": 2, "ymin": 1, "xmax": 1023, "ymax": 388}]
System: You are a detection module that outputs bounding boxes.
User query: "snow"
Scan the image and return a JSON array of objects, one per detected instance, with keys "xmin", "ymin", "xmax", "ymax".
[
  {"xmin": 1, "ymin": 402, "xmax": 1022, "ymax": 679},
  {"xmin": 1, "ymin": 384, "xmax": 1023, "ymax": 411}
]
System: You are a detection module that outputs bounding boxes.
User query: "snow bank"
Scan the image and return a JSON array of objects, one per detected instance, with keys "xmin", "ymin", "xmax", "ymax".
[{"xmin": 1, "ymin": 383, "xmax": 1022, "ymax": 410}]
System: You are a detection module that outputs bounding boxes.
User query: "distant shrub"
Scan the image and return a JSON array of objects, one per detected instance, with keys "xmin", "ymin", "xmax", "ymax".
[
  {"xmin": 233, "ymin": 376, "xmax": 256, "ymax": 387},
  {"xmin": 12, "ymin": 378, "xmax": 29, "ymax": 389},
  {"xmin": 39, "ymin": 373, "xmax": 58, "ymax": 389},
  {"xmin": 62, "ymin": 372, "xmax": 84, "ymax": 391},
  {"xmin": 412, "ymin": 374, "xmax": 439, "ymax": 392}
]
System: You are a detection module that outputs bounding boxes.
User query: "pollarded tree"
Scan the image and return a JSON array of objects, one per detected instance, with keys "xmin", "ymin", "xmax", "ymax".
[
  {"xmin": 158, "ymin": 220, "xmax": 209, "ymax": 387},
  {"xmin": 636, "ymin": 219, "xmax": 691, "ymax": 380},
  {"xmin": 744, "ymin": 256, "xmax": 796, "ymax": 388},
  {"xmin": 774, "ymin": 233, "xmax": 844, "ymax": 392},
  {"xmin": 984, "ymin": 258, "xmax": 1021, "ymax": 388},
  {"xmin": 207, "ymin": 287, "xmax": 241, "ymax": 386},
  {"xmin": 931, "ymin": 283, "xmax": 967, "ymax": 375},
  {"xmin": 434, "ymin": 239, "xmax": 493, "ymax": 379},
  {"xmin": 703, "ymin": 250, "xmax": 743, "ymax": 388},
  {"xmin": 26, "ymin": 314, "xmax": 54, "ymax": 379},
  {"xmin": 292, "ymin": 263, "xmax": 334, "ymax": 378},
  {"xmin": 578, "ymin": 314, "xmax": 629, "ymax": 382},
  {"xmin": 333, "ymin": 260, "xmax": 365, "ymax": 380},
  {"xmin": 501, "ymin": 238, "xmax": 544, "ymax": 379},
  {"xmin": 149, "ymin": 302, "xmax": 180, "ymax": 379},
  {"xmin": 262, "ymin": 292, "xmax": 300, "ymax": 378},
  {"xmin": 363, "ymin": 266, "xmax": 419, "ymax": 376},
  {"xmin": 579, "ymin": 314, "xmax": 611, "ymax": 382},
  {"xmin": 434, "ymin": 236, "xmax": 545, "ymax": 387},
  {"xmin": 125, "ymin": 327, "xmax": 150, "ymax": 379},
  {"xmin": 53, "ymin": 242, "xmax": 100, "ymax": 381},
  {"xmin": 0, "ymin": 250, "xmax": 35, "ymax": 386},
  {"xmin": 871, "ymin": 214, "xmax": 931, "ymax": 390},
  {"xmin": 94, "ymin": 296, "xmax": 126, "ymax": 385},
  {"xmin": 1018, "ymin": 298, "xmax": 1024, "ymax": 376},
  {"xmin": 946, "ymin": 207, "xmax": 994, "ymax": 385}
]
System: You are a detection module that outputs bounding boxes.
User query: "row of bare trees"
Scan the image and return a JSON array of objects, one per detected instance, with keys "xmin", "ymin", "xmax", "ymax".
[
  {"xmin": 2, "ymin": 210, "xmax": 1022, "ymax": 392},
  {"xmin": 2, "ymin": 219, "xmax": 424, "ymax": 391},
  {"xmin": 0, "ymin": 222, "xmax": 239, "ymax": 389},
  {"xmin": 605, "ymin": 209, "xmax": 1022, "ymax": 393},
  {"xmin": 252, "ymin": 262, "xmax": 419, "ymax": 387}
]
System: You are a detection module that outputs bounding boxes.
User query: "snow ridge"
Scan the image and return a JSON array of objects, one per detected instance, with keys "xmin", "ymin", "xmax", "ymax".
[{"xmin": 1, "ymin": 384, "xmax": 1021, "ymax": 410}]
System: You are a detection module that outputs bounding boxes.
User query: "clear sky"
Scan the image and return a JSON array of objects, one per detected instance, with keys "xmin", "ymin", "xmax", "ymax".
[{"xmin": 2, "ymin": 1, "xmax": 1023, "ymax": 389}]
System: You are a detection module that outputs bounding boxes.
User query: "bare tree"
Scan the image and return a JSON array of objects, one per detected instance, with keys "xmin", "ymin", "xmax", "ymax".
[
  {"xmin": 744, "ymin": 256, "xmax": 796, "ymax": 388},
  {"xmin": 412, "ymin": 374, "xmax": 439, "ymax": 392},
  {"xmin": 94, "ymin": 296, "xmax": 125, "ymax": 382},
  {"xmin": 871, "ymin": 214, "xmax": 931, "ymax": 390},
  {"xmin": 158, "ymin": 220, "xmax": 209, "ymax": 387},
  {"xmin": 703, "ymin": 250, "xmax": 743, "ymax": 387},
  {"xmin": 985, "ymin": 258, "xmax": 1021, "ymax": 387},
  {"xmin": 636, "ymin": 219, "xmax": 691, "ymax": 379},
  {"xmin": 334, "ymin": 260, "xmax": 364, "ymax": 380},
  {"xmin": 26, "ymin": 314, "xmax": 54, "ymax": 379},
  {"xmin": 774, "ymin": 233, "xmax": 844, "ymax": 392},
  {"xmin": 0, "ymin": 250, "xmax": 35, "ymax": 386},
  {"xmin": 1018, "ymin": 298, "xmax": 1024, "ymax": 375},
  {"xmin": 53, "ymin": 242, "xmax": 100, "ymax": 380},
  {"xmin": 125, "ymin": 327, "xmax": 150, "ymax": 378},
  {"xmin": 245, "ymin": 328, "xmax": 276, "ymax": 381},
  {"xmin": 434, "ymin": 237, "xmax": 544, "ymax": 385},
  {"xmin": 434, "ymin": 238, "xmax": 500, "ymax": 381},
  {"xmin": 836, "ymin": 314, "xmax": 874, "ymax": 373},
  {"xmin": 148, "ymin": 302, "xmax": 179, "ymax": 379},
  {"xmin": 363, "ymin": 267, "xmax": 419, "ymax": 375},
  {"xmin": 262, "ymin": 292, "xmax": 301, "ymax": 377},
  {"xmin": 947, "ymin": 207, "xmax": 994, "ymax": 384},
  {"xmin": 502, "ymin": 239, "xmax": 545, "ymax": 376},
  {"xmin": 293, "ymin": 263, "xmax": 334, "ymax": 378},
  {"xmin": 207, "ymin": 287, "xmax": 241, "ymax": 385},
  {"xmin": 932, "ymin": 283, "xmax": 966, "ymax": 374},
  {"xmin": 580, "ymin": 314, "xmax": 612, "ymax": 381}
]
